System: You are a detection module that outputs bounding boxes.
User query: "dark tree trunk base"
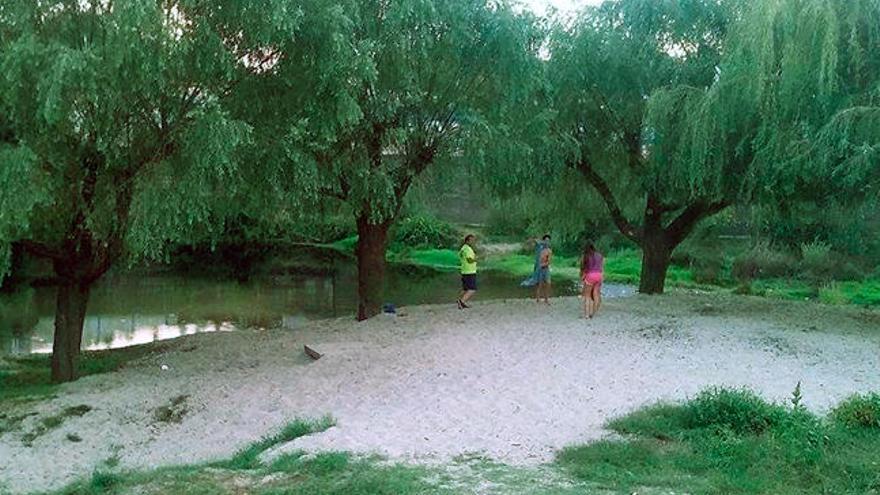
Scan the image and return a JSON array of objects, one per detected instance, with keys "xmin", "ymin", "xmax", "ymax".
[
  {"xmin": 51, "ymin": 281, "xmax": 91, "ymax": 383},
  {"xmin": 638, "ymin": 233, "xmax": 672, "ymax": 295},
  {"xmin": 356, "ymin": 216, "xmax": 390, "ymax": 321}
]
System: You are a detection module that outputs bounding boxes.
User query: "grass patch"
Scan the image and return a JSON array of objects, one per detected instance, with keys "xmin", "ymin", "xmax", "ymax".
[
  {"xmin": 53, "ymin": 417, "xmax": 448, "ymax": 495},
  {"xmin": 219, "ymin": 416, "xmax": 336, "ymax": 470},
  {"xmin": 831, "ymin": 393, "xmax": 880, "ymax": 429},
  {"xmin": 559, "ymin": 387, "xmax": 880, "ymax": 494},
  {"xmin": 396, "ymin": 248, "xmax": 460, "ymax": 271},
  {"xmin": 152, "ymin": 395, "xmax": 190, "ymax": 424},
  {"xmin": 0, "ymin": 341, "xmax": 172, "ymax": 405},
  {"xmin": 22, "ymin": 404, "xmax": 92, "ymax": 445}
]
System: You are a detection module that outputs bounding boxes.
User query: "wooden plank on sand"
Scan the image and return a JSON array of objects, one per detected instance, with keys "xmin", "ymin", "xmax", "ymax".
[{"xmin": 304, "ymin": 345, "xmax": 322, "ymax": 360}]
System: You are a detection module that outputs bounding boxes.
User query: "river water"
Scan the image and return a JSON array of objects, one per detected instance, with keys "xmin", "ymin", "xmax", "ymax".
[{"xmin": 0, "ymin": 262, "xmax": 632, "ymax": 355}]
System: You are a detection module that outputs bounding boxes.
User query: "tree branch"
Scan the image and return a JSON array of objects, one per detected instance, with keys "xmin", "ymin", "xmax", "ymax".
[
  {"xmin": 664, "ymin": 199, "xmax": 729, "ymax": 247},
  {"xmin": 575, "ymin": 159, "xmax": 642, "ymax": 243},
  {"xmin": 19, "ymin": 240, "xmax": 65, "ymax": 261}
]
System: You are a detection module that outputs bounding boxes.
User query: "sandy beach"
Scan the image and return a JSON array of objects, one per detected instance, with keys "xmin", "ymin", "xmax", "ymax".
[{"xmin": 1, "ymin": 292, "xmax": 879, "ymax": 494}]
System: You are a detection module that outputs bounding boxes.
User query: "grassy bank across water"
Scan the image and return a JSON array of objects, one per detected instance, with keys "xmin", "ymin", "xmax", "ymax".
[{"xmin": 360, "ymin": 239, "xmax": 880, "ymax": 307}]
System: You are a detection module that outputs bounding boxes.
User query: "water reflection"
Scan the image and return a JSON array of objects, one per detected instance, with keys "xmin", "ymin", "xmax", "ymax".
[
  {"xmin": 25, "ymin": 317, "xmax": 237, "ymax": 354},
  {"xmin": 0, "ymin": 264, "xmax": 632, "ymax": 355},
  {"xmin": 0, "ymin": 289, "xmax": 39, "ymax": 355}
]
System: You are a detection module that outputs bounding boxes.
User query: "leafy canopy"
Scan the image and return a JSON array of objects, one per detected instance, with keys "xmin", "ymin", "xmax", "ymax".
[{"xmin": 0, "ymin": 0, "xmax": 298, "ymax": 275}]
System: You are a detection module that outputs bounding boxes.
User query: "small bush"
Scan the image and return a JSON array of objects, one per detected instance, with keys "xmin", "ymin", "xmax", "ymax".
[
  {"xmin": 800, "ymin": 240, "xmax": 833, "ymax": 283},
  {"xmin": 89, "ymin": 471, "xmax": 120, "ymax": 491},
  {"xmin": 818, "ymin": 283, "xmax": 849, "ymax": 305},
  {"xmin": 732, "ymin": 243, "xmax": 797, "ymax": 283},
  {"xmin": 302, "ymin": 215, "xmax": 356, "ymax": 243},
  {"xmin": 394, "ymin": 215, "xmax": 459, "ymax": 249},
  {"xmin": 831, "ymin": 393, "xmax": 880, "ymax": 429},
  {"xmin": 691, "ymin": 256, "xmax": 725, "ymax": 284},
  {"xmin": 683, "ymin": 388, "xmax": 785, "ymax": 435}
]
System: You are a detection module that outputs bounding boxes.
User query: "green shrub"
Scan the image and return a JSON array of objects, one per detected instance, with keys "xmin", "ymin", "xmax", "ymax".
[
  {"xmin": 818, "ymin": 283, "xmax": 849, "ymax": 305},
  {"xmin": 732, "ymin": 243, "xmax": 797, "ymax": 282},
  {"xmin": 393, "ymin": 215, "xmax": 459, "ymax": 249},
  {"xmin": 89, "ymin": 470, "xmax": 121, "ymax": 492},
  {"xmin": 800, "ymin": 240, "xmax": 833, "ymax": 282},
  {"xmin": 692, "ymin": 255, "xmax": 725, "ymax": 284},
  {"xmin": 683, "ymin": 388, "xmax": 785, "ymax": 435},
  {"xmin": 831, "ymin": 393, "xmax": 880, "ymax": 429},
  {"xmin": 301, "ymin": 215, "xmax": 356, "ymax": 243}
]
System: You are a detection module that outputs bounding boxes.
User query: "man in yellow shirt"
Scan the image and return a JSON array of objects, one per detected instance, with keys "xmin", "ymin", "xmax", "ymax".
[{"xmin": 458, "ymin": 234, "xmax": 478, "ymax": 309}]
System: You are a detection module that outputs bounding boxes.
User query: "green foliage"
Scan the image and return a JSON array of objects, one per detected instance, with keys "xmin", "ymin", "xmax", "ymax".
[
  {"xmin": 54, "ymin": 418, "xmax": 443, "ymax": 495},
  {"xmin": 222, "ymin": 416, "xmax": 335, "ymax": 470},
  {"xmin": 87, "ymin": 471, "xmax": 121, "ymax": 493},
  {"xmin": 831, "ymin": 393, "xmax": 880, "ymax": 429},
  {"xmin": 0, "ymin": 0, "xmax": 300, "ymax": 269},
  {"xmin": 560, "ymin": 386, "xmax": 880, "ymax": 494},
  {"xmin": 393, "ymin": 216, "xmax": 459, "ymax": 250},
  {"xmin": 399, "ymin": 249, "xmax": 460, "ymax": 271},
  {"xmin": 250, "ymin": 0, "xmax": 542, "ymax": 224},
  {"xmin": 683, "ymin": 388, "xmax": 786, "ymax": 435},
  {"xmin": 800, "ymin": 240, "xmax": 834, "ymax": 282},
  {"xmin": 732, "ymin": 243, "xmax": 798, "ymax": 282}
]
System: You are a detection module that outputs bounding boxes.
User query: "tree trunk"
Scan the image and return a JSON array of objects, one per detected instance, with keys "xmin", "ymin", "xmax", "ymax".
[
  {"xmin": 638, "ymin": 203, "xmax": 671, "ymax": 295},
  {"xmin": 639, "ymin": 235, "xmax": 672, "ymax": 294},
  {"xmin": 355, "ymin": 216, "xmax": 390, "ymax": 321},
  {"xmin": 51, "ymin": 280, "xmax": 91, "ymax": 383}
]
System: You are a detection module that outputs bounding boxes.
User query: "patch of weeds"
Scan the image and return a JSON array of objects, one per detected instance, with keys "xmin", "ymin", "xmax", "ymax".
[
  {"xmin": 261, "ymin": 452, "xmax": 441, "ymax": 495},
  {"xmin": 220, "ymin": 416, "xmax": 336, "ymax": 470},
  {"xmin": 22, "ymin": 404, "xmax": 92, "ymax": 446},
  {"xmin": 831, "ymin": 393, "xmax": 880, "ymax": 429},
  {"xmin": 67, "ymin": 433, "xmax": 82, "ymax": 442},
  {"xmin": 752, "ymin": 335, "xmax": 797, "ymax": 357},
  {"xmin": 607, "ymin": 403, "xmax": 690, "ymax": 441},
  {"xmin": 152, "ymin": 395, "xmax": 190, "ymax": 424},
  {"xmin": 683, "ymin": 387, "xmax": 785, "ymax": 435},
  {"xmin": 51, "ymin": 419, "xmax": 448, "ymax": 495},
  {"xmin": 1, "ymin": 342, "xmax": 171, "ymax": 405},
  {"xmin": 560, "ymin": 386, "xmax": 880, "ymax": 494},
  {"xmin": 89, "ymin": 470, "xmax": 121, "ymax": 492},
  {"xmin": 634, "ymin": 322, "xmax": 679, "ymax": 340},
  {"xmin": 0, "ymin": 411, "xmax": 36, "ymax": 435}
]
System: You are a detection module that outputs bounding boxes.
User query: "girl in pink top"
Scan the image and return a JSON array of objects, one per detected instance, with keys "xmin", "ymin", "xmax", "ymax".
[{"xmin": 580, "ymin": 243, "xmax": 604, "ymax": 319}]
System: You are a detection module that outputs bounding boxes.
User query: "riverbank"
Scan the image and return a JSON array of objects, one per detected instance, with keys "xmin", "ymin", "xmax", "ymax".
[
  {"xmin": 380, "ymin": 243, "xmax": 880, "ymax": 307},
  {"xmin": 1, "ymin": 292, "xmax": 879, "ymax": 493}
]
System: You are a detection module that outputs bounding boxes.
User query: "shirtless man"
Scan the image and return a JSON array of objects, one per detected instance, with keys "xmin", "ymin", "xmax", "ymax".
[{"xmin": 536, "ymin": 234, "xmax": 553, "ymax": 304}]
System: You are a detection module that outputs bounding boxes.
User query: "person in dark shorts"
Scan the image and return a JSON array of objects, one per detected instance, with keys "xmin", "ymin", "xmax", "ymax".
[{"xmin": 458, "ymin": 234, "xmax": 478, "ymax": 309}]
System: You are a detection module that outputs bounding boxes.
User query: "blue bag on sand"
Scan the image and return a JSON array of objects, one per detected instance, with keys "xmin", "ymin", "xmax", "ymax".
[{"xmin": 382, "ymin": 303, "xmax": 397, "ymax": 314}]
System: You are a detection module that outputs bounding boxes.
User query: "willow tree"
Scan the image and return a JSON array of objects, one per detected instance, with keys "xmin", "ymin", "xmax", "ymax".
[
  {"xmin": 627, "ymin": 0, "xmax": 880, "ymax": 274},
  {"xmin": 0, "ymin": 0, "xmax": 295, "ymax": 382},
  {"xmin": 543, "ymin": 0, "xmax": 745, "ymax": 293},
  {"xmin": 251, "ymin": 0, "xmax": 541, "ymax": 319},
  {"xmin": 728, "ymin": 0, "xmax": 880, "ymax": 209}
]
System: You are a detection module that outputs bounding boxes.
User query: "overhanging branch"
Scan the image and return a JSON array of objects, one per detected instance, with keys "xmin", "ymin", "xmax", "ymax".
[
  {"xmin": 575, "ymin": 159, "xmax": 641, "ymax": 243},
  {"xmin": 19, "ymin": 240, "xmax": 65, "ymax": 261},
  {"xmin": 664, "ymin": 199, "xmax": 729, "ymax": 247}
]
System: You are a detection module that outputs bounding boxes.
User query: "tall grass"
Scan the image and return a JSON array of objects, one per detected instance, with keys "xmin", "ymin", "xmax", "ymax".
[{"xmin": 558, "ymin": 387, "xmax": 880, "ymax": 494}]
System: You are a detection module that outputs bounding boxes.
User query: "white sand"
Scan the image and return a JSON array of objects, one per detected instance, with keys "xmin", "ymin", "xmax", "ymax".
[{"xmin": 1, "ymin": 293, "xmax": 879, "ymax": 494}]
